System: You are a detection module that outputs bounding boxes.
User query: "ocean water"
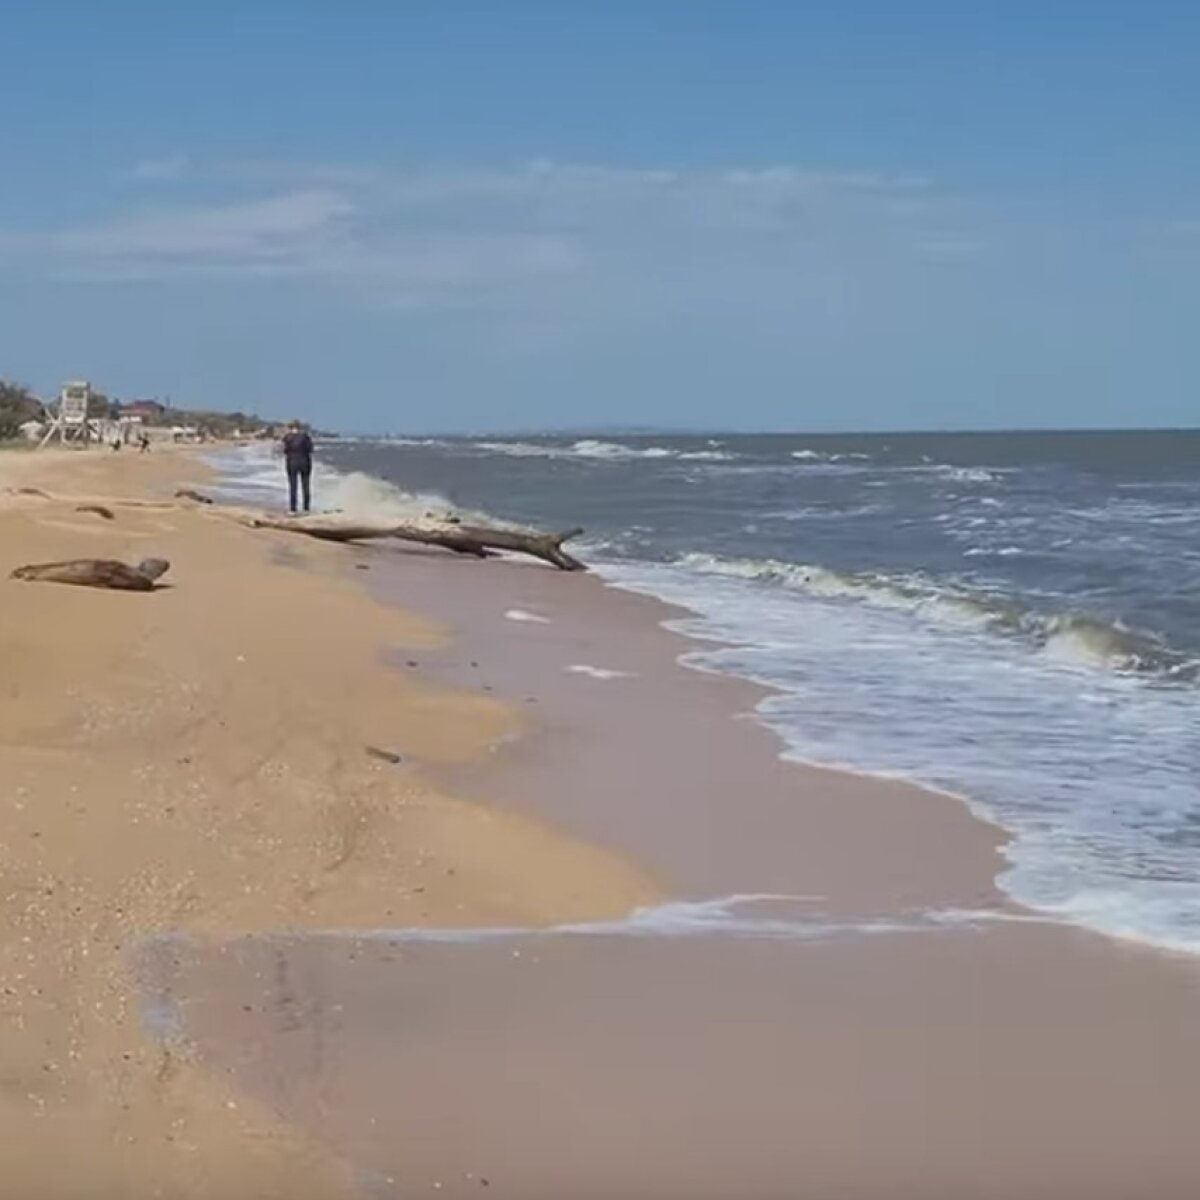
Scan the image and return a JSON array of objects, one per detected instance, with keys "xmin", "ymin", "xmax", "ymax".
[{"xmin": 212, "ymin": 431, "xmax": 1200, "ymax": 955}]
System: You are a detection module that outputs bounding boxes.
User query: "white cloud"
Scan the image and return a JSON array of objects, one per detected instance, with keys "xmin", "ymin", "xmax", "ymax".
[
  {"xmin": 7, "ymin": 159, "xmax": 965, "ymax": 310},
  {"xmin": 49, "ymin": 190, "xmax": 354, "ymax": 259}
]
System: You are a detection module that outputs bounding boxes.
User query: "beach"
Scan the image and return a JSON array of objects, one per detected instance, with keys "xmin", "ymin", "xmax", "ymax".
[
  {"xmin": 3, "ymin": 444, "xmax": 1200, "ymax": 1198},
  {"xmin": 0, "ymin": 447, "xmax": 655, "ymax": 1197}
]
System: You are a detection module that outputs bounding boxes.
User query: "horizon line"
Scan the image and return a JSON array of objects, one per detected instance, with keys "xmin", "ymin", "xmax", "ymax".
[{"xmin": 329, "ymin": 424, "xmax": 1200, "ymax": 440}]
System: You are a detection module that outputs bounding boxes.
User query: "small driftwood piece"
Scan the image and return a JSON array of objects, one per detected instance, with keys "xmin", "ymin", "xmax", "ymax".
[
  {"xmin": 248, "ymin": 514, "xmax": 588, "ymax": 571},
  {"xmin": 175, "ymin": 488, "xmax": 215, "ymax": 504},
  {"xmin": 364, "ymin": 745, "xmax": 403, "ymax": 765},
  {"xmin": 4, "ymin": 488, "xmax": 177, "ymax": 511},
  {"xmin": 10, "ymin": 558, "xmax": 170, "ymax": 592},
  {"xmin": 75, "ymin": 504, "xmax": 115, "ymax": 520}
]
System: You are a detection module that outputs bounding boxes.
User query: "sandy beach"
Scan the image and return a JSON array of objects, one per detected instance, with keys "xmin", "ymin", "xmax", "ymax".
[
  {"xmin": 0, "ymin": 446, "xmax": 656, "ymax": 1198},
  {"xmin": 4, "ymin": 444, "xmax": 1200, "ymax": 1198}
]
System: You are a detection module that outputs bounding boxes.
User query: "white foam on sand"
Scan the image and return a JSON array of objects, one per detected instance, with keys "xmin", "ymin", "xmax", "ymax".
[
  {"xmin": 567, "ymin": 664, "xmax": 634, "ymax": 680},
  {"xmin": 227, "ymin": 896, "xmax": 1050, "ymax": 945},
  {"xmin": 596, "ymin": 556, "xmax": 1200, "ymax": 957},
  {"xmin": 505, "ymin": 609, "xmax": 551, "ymax": 624}
]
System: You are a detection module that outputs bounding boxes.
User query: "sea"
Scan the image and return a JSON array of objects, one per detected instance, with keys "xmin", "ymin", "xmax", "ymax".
[{"xmin": 211, "ymin": 430, "xmax": 1200, "ymax": 956}]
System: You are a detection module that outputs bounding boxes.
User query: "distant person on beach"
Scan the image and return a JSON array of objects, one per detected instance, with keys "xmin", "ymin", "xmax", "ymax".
[
  {"xmin": 139, "ymin": 433, "xmax": 151, "ymax": 453},
  {"xmin": 281, "ymin": 420, "xmax": 314, "ymax": 514}
]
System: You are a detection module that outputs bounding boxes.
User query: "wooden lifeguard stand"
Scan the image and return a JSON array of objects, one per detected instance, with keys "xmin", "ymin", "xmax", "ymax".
[{"xmin": 38, "ymin": 380, "xmax": 95, "ymax": 448}]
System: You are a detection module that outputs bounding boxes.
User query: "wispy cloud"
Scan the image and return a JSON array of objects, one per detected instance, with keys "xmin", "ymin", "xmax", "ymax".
[
  {"xmin": 51, "ymin": 190, "xmax": 353, "ymax": 259},
  {"xmin": 7, "ymin": 159, "xmax": 965, "ymax": 309}
]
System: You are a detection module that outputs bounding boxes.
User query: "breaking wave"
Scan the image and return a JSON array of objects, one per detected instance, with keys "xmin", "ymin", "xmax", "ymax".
[
  {"xmin": 928, "ymin": 464, "xmax": 1001, "ymax": 483},
  {"xmin": 320, "ymin": 470, "xmax": 465, "ymax": 524},
  {"xmin": 205, "ymin": 444, "xmax": 503, "ymax": 527},
  {"xmin": 471, "ymin": 438, "xmax": 735, "ymax": 462},
  {"xmin": 790, "ymin": 449, "xmax": 873, "ymax": 463},
  {"xmin": 318, "ymin": 435, "xmax": 448, "ymax": 448},
  {"xmin": 675, "ymin": 552, "xmax": 1195, "ymax": 680},
  {"xmin": 783, "ymin": 452, "xmax": 1003, "ymax": 483}
]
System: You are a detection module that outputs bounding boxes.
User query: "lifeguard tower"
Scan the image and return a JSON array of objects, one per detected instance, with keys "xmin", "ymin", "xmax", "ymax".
[{"xmin": 39, "ymin": 379, "xmax": 96, "ymax": 448}]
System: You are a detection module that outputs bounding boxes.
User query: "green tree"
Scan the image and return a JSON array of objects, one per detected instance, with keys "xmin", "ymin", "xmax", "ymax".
[{"xmin": 0, "ymin": 379, "xmax": 43, "ymax": 440}]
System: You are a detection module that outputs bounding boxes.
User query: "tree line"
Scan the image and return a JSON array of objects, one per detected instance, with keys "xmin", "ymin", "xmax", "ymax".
[{"xmin": 0, "ymin": 380, "xmax": 42, "ymax": 440}]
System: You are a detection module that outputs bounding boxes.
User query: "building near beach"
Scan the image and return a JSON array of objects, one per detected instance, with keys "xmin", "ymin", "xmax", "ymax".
[{"xmin": 121, "ymin": 399, "xmax": 167, "ymax": 420}]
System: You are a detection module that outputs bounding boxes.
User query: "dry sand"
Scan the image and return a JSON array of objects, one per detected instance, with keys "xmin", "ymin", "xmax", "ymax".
[{"xmin": 0, "ymin": 445, "xmax": 657, "ymax": 1198}]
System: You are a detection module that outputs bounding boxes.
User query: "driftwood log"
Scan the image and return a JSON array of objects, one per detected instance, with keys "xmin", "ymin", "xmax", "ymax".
[
  {"xmin": 10, "ymin": 558, "xmax": 171, "ymax": 592},
  {"xmin": 247, "ymin": 515, "xmax": 588, "ymax": 571},
  {"xmin": 6, "ymin": 486, "xmax": 590, "ymax": 571}
]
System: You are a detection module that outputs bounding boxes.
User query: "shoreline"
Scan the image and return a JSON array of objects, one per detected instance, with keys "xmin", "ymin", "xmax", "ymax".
[
  {"xmin": 209, "ymin": 474, "xmax": 1190, "ymax": 959},
  {"xmin": 598, "ymin": 585, "xmax": 1200, "ymax": 961},
  {"xmin": 218, "ymin": 435, "xmax": 1195, "ymax": 957},
  {"xmin": 602, "ymin": 582, "xmax": 1158, "ymax": 950},
  {"xmin": 365, "ymin": 547, "xmax": 1012, "ymax": 920},
  {"xmin": 202, "ymin": 443, "xmax": 1060, "ymax": 948}
]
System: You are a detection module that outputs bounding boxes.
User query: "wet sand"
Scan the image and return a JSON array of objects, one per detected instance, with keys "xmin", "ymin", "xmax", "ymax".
[
  {"xmin": 376, "ymin": 552, "xmax": 1007, "ymax": 914},
  {"xmin": 143, "ymin": 546, "xmax": 1200, "ymax": 1199},
  {"xmin": 149, "ymin": 926, "xmax": 1200, "ymax": 1200}
]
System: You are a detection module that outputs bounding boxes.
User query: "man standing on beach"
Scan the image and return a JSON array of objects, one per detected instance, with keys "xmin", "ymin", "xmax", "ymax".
[{"xmin": 281, "ymin": 420, "xmax": 314, "ymax": 514}]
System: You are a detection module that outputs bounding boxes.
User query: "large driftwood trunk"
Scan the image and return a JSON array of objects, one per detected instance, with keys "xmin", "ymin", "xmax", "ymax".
[
  {"xmin": 247, "ymin": 514, "xmax": 588, "ymax": 571},
  {"xmin": 5, "ymin": 486, "xmax": 591, "ymax": 572}
]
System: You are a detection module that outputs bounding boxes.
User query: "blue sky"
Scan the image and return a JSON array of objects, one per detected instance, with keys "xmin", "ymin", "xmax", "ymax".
[{"xmin": 1, "ymin": 1, "xmax": 1198, "ymax": 432}]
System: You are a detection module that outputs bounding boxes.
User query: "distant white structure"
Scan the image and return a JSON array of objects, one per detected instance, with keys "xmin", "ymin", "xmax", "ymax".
[
  {"xmin": 94, "ymin": 416, "xmax": 142, "ymax": 447},
  {"xmin": 38, "ymin": 380, "xmax": 96, "ymax": 448},
  {"xmin": 18, "ymin": 419, "xmax": 45, "ymax": 442}
]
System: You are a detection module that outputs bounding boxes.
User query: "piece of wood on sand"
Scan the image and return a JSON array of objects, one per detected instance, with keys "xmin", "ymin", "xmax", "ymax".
[
  {"xmin": 247, "ymin": 514, "xmax": 589, "ymax": 571},
  {"xmin": 4, "ymin": 487, "xmax": 178, "ymax": 511},
  {"xmin": 5, "ymin": 485, "xmax": 590, "ymax": 571},
  {"xmin": 10, "ymin": 558, "xmax": 171, "ymax": 592}
]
